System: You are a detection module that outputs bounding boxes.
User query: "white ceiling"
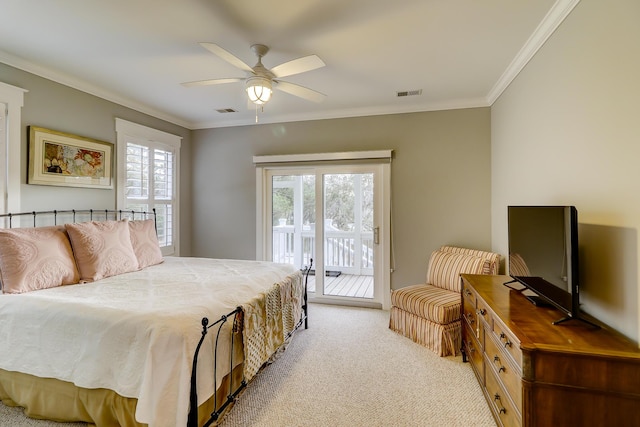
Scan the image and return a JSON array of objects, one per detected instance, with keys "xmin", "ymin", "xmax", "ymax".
[{"xmin": 0, "ymin": 0, "xmax": 576, "ymax": 129}]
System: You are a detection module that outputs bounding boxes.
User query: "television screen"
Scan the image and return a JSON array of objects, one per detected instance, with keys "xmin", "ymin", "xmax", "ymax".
[{"xmin": 507, "ymin": 206, "xmax": 578, "ymax": 318}]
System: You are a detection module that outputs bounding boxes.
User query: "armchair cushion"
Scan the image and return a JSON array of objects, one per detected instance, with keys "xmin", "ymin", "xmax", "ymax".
[
  {"xmin": 426, "ymin": 251, "xmax": 486, "ymax": 292},
  {"xmin": 390, "ymin": 284, "xmax": 460, "ymax": 324},
  {"xmin": 439, "ymin": 245, "xmax": 500, "ymax": 275}
]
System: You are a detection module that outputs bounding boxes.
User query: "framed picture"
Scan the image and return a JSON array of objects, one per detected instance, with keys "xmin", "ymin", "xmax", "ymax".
[{"xmin": 28, "ymin": 126, "xmax": 113, "ymax": 189}]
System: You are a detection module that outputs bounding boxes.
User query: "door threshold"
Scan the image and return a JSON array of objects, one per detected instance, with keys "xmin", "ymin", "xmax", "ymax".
[{"xmin": 308, "ymin": 296, "xmax": 382, "ymax": 309}]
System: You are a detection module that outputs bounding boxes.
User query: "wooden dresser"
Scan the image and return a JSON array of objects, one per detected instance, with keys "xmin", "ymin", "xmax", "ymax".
[{"xmin": 461, "ymin": 274, "xmax": 640, "ymax": 427}]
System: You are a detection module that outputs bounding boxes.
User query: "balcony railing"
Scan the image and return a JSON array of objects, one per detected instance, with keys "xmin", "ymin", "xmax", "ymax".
[{"xmin": 272, "ymin": 224, "xmax": 374, "ymax": 275}]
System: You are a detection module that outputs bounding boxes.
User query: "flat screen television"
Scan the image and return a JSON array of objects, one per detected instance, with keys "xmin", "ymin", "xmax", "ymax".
[{"xmin": 507, "ymin": 205, "xmax": 594, "ymax": 326}]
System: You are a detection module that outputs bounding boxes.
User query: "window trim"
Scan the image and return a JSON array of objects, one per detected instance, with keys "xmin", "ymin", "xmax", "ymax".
[
  {"xmin": 115, "ymin": 118, "xmax": 181, "ymax": 255},
  {"xmin": 0, "ymin": 82, "xmax": 27, "ymax": 214}
]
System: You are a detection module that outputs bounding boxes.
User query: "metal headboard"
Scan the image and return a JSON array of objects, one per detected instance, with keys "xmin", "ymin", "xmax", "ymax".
[{"xmin": 0, "ymin": 209, "xmax": 157, "ymax": 230}]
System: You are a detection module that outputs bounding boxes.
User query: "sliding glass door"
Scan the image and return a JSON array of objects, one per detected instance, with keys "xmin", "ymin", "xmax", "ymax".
[{"xmin": 263, "ymin": 164, "xmax": 387, "ymax": 307}]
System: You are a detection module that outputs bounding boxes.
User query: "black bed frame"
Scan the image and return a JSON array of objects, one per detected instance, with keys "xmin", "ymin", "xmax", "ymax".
[{"xmin": 0, "ymin": 208, "xmax": 309, "ymax": 427}]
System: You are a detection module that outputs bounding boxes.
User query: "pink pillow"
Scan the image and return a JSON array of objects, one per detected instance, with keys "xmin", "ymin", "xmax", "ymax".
[
  {"xmin": 128, "ymin": 219, "xmax": 164, "ymax": 268},
  {"xmin": 0, "ymin": 226, "xmax": 80, "ymax": 294},
  {"xmin": 65, "ymin": 220, "xmax": 139, "ymax": 282}
]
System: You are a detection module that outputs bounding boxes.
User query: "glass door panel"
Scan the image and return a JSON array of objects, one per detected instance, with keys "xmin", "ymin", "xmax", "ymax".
[
  {"xmin": 271, "ymin": 173, "xmax": 316, "ymax": 272},
  {"xmin": 322, "ymin": 173, "xmax": 374, "ymax": 299}
]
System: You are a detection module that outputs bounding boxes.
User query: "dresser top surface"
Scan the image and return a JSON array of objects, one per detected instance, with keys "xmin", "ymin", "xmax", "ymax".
[{"xmin": 462, "ymin": 274, "xmax": 640, "ymax": 357}]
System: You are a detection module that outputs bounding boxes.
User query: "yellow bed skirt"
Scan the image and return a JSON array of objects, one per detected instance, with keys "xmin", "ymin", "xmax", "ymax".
[{"xmin": 0, "ymin": 366, "xmax": 244, "ymax": 426}]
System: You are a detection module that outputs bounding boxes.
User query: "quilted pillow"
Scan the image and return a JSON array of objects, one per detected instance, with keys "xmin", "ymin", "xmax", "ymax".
[
  {"xmin": 0, "ymin": 226, "xmax": 80, "ymax": 294},
  {"xmin": 426, "ymin": 251, "xmax": 486, "ymax": 292},
  {"xmin": 65, "ymin": 220, "xmax": 139, "ymax": 282},
  {"xmin": 128, "ymin": 219, "xmax": 163, "ymax": 268}
]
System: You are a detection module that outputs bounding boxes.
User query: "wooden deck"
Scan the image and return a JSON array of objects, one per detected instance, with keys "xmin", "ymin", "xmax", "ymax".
[{"xmin": 306, "ymin": 273, "xmax": 374, "ymax": 299}]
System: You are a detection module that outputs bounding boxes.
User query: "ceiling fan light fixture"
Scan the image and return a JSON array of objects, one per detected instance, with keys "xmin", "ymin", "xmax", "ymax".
[{"xmin": 246, "ymin": 76, "xmax": 272, "ymax": 105}]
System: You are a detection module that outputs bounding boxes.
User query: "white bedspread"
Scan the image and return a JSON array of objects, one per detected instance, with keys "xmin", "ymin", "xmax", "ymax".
[{"xmin": 0, "ymin": 257, "xmax": 301, "ymax": 427}]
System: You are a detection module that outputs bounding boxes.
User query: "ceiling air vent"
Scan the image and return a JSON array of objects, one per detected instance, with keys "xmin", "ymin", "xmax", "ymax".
[
  {"xmin": 216, "ymin": 108, "xmax": 238, "ymax": 113},
  {"xmin": 396, "ymin": 89, "xmax": 423, "ymax": 97}
]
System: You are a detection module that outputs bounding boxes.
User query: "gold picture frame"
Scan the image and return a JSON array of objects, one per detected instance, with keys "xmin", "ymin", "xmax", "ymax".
[{"xmin": 28, "ymin": 126, "xmax": 113, "ymax": 189}]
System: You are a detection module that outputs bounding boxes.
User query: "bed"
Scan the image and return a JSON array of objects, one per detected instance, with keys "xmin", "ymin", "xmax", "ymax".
[{"xmin": 0, "ymin": 209, "xmax": 308, "ymax": 427}]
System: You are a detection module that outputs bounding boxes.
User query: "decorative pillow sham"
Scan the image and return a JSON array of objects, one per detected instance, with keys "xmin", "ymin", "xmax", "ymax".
[
  {"xmin": 0, "ymin": 226, "xmax": 80, "ymax": 294},
  {"xmin": 65, "ymin": 220, "xmax": 139, "ymax": 282},
  {"xmin": 128, "ymin": 219, "xmax": 164, "ymax": 269}
]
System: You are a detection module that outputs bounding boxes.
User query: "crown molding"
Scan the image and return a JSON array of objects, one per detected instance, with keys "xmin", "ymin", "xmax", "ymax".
[
  {"xmin": 0, "ymin": 50, "xmax": 192, "ymax": 129},
  {"xmin": 487, "ymin": 0, "xmax": 581, "ymax": 104},
  {"xmin": 191, "ymin": 97, "xmax": 490, "ymax": 129}
]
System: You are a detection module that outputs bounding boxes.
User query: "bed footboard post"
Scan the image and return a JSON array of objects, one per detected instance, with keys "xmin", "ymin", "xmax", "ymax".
[
  {"xmin": 189, "ymin": 307, "xmax": 244, "ymax": 427},
  {"xmin": 303, "ymin": 258, "xmax": 312, "ymax": 329},
  {"xmin": 187, "ymin": 317, "xmax": 209, "ymax": 427}
]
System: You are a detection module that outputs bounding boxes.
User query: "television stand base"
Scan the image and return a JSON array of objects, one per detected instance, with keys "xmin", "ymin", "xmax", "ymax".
[
  {"xmin": 525, "ymin": 295, "xmax": 553, "ymax": 307},
  {"xmin": 553, "ymin": 315, "xmax": 601, "ymax": 328},
  {"xmin": 502, "ymin": 279, "xmax": 526, "ymax": 291}
]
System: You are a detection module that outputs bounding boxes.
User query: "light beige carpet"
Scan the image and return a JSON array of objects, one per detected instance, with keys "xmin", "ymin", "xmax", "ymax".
[
  {"xmin": 220, "ymin": 303, "xmax": 496, "ymax": 427},
  {"xmin": 0, "ymin": 303, "xmax": 496, "ymax": 426}
]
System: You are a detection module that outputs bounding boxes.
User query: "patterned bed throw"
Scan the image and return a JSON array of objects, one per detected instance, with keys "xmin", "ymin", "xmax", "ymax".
[{"xmin": 242, "ymin": 271, "xmax": 303, "ymax": 380}]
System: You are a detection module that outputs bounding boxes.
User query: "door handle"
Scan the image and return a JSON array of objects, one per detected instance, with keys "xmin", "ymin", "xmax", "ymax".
[{"xmin": 373, "ymin": 227, "xmax": 380, "ymax": 244}]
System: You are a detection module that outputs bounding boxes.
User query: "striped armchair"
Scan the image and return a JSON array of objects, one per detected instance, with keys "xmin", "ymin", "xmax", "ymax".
[{"xmin": 389, "ymin": 246, "xmax": 500, "ymax": 356}]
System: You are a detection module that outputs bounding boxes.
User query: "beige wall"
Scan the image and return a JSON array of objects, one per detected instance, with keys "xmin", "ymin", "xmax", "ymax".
[
  {"xmin": 491, "ymin": 0, "xmax": 640, "ymax": 341},
  {"xmin": 0, "ymin": 63, "xmax": 193, "ymax": 255},
  {"xmin": 191, "ymin": 108, "xmax": 492, "ymax": 290}
]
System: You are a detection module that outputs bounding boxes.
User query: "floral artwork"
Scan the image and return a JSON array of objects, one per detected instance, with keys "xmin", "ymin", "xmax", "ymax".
[
  {"xmin": 28, "ymin": 126, "xmax": 113, "ymax": 189},
  {"xmin": 43, "ymin": 142, "xmax": 105, "ymax": 178}
]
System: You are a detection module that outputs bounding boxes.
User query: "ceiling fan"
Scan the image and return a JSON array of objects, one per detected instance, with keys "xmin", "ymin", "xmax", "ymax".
[{"xmin": 182, "ymin": 43, "xmax": 327, "ymax": 106}]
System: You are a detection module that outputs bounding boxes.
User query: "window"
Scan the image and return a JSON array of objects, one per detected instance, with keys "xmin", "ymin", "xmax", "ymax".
[{"xmin": 116, "ymin": 119, "xmax": 181, "ymax": 255}]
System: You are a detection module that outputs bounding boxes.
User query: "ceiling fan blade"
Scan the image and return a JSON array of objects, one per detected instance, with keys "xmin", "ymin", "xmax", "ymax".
[
  {"xmin": 275, "ymin": 81, "xmax": 326, "ymax": 103},
  {"xmin": 270, "ymin": 55, "xmax": 325, "ymax": 78},
  {"xmin": 181, "ymin": 77, "xmax": 244, "ymax": 87},
  {"xmin": 199, "ymin": 42, "xmax": 254, "ymax": 73}
]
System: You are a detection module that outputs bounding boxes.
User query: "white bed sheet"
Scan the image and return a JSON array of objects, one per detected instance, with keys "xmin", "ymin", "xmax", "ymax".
[{"xmin": 0, "ymin": 256, "xmax": 301, "ymax": 427}]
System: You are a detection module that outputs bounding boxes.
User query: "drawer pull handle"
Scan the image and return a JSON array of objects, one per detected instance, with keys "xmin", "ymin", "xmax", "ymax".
[
  {"xmin": 493, "ymin": 355, "xmax": 506, "ymax": 373},
  {"xmin": 467, "ymin": 314, "xmax": 475, "ymax": 325},
  {"xmin": 477, "ymin": 308, "xmax": 486, "ymax": 316},
  {"xmin": 464, "ymin": 289, "xmax": 472, "ymax": 297},
  {"xmin": 494, "ymin": 393, "xmax": 507, "ymax": 415},
  {"xmin": 499, "ymin": 332, "xmax": 512, "ymax": 348}
]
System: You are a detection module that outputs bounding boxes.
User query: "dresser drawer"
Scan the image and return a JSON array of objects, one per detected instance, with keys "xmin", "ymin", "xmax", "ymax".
[
  {"xmin": 485, "ymin": 365, "xmax": 521, "ymax": 427},
  {"xmin": 484, "ymin": 332, "xmax": 522, "ymax": 413},
  {"xmin": 463, "ymin": 292, "xmax": 478, "ymax": 329},
  {"xmin": 462, "ymin": 281, "xmax": 477, "ymax": 307},
  {"xmin": 463, "ymin": 321, "xmax": 484, "ymax": 383},
  {"xmin": 462, "ymin": 283, "xmax": 480, "ymax": 341},
  {"xmin": 489, "ymin": 318, "xmax": 522, "ymax": 369}
]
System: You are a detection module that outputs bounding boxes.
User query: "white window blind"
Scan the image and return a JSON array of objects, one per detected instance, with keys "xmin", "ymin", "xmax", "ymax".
[{"xmin": 116, "ymin": 119, "xmax": 181, "ymax": 255}]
